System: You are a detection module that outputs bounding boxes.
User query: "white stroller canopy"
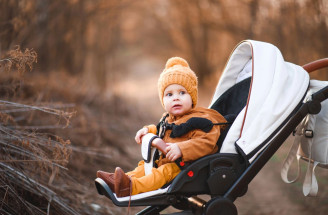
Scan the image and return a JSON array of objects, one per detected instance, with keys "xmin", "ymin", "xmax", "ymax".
[{"xmin": 211, "ymin": 40, "xmax": 309, "ymax": 163}]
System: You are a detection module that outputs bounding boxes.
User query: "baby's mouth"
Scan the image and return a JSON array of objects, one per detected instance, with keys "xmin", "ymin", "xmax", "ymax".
[{"xmin": 172, "ymin": 104, "xmax": 182, "ymax": 109}]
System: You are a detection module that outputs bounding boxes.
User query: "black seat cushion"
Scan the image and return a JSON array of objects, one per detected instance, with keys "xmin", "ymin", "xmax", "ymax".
[
  {"xmin": 211, "ymin": 77, "xmax": 251, "ymax": 116},
  {"xmin": 211, "ymin": 77, "xmax": 251, "ymax": 149}
]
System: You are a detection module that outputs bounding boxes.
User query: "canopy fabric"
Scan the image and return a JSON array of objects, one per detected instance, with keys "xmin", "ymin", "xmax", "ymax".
[{"xmin": 210, "ymin": 40, "xmax": 309, "ymax": 162}]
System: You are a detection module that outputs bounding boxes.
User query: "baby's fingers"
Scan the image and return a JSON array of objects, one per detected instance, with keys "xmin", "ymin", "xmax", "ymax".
[
  {"xmin": 166, "ymin": 150, "xmax": 172, "ymax": 161},
  {"xmin": 135, "ymin": 128, "xmax": 148, "ymax": 144},
  {"xmin": 135, "ymin": 133, "xmax": 142, "ymax": 144},
  {"xmin": 165, "ymin": 145, "xmax": 171, "ymax": 154},
  {"xmin": 166, "ymin": 152, "xmax": 177, "ymax": 161}
]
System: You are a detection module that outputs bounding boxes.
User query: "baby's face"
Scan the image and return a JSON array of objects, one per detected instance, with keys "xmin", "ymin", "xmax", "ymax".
[{"xmin": 163, "ymin": 84, "xmax": 192, "ymax": 117}]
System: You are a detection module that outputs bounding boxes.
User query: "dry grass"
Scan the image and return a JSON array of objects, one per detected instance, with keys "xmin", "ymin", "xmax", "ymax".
[
  {"xmin": 0, "ymin": 46, "xmax": 143, "ymax": 215},
  {"xmin": 0, "ymin": 47, "xmax": 79, "ymax": 215},
  {"xmin": 0, "ymin": 46, "xmax": 37, "ymax": 75}
]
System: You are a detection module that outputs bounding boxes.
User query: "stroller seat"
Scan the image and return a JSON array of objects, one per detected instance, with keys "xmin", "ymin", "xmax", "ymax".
[{"xmin": 95, "ymin": 40, "xmax": 328, "ymax": 215}]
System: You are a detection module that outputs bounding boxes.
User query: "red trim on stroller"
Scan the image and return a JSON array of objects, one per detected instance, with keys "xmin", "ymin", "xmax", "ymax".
[{"xmin": 239, "ymin": 42, "xmax": 254, "ymax": 137}]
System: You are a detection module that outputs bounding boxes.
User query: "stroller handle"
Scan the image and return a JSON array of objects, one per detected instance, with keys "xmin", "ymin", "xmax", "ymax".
[{"xmin": 303, "ymin": 58, "xmax": 328, "ymax": 73}]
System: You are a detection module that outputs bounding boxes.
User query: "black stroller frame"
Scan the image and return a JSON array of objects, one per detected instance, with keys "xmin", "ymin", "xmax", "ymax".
[{"xmin": 95, "ymin": 58, "xmax": 328, "ymax": 215}]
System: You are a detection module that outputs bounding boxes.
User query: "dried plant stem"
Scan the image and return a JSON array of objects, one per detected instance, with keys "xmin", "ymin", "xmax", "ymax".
[
  {"xmin": 1, "ymin": 163, "xmax": 79, "ymax": 215},
  {"xmin": 0, "ymin": 159, "xmax": 68, "ymax": 164},
  {"xmin": 0, "ymin": 185, "xmax": 9, "ymax": 210},
  {"xmin": 0, "ymin": 100, "xmax": 74, "ymax": 126}
]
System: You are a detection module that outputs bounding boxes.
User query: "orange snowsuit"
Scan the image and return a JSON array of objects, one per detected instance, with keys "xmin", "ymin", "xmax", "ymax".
[{"xmin": 126, "ymin": 107, "xmax": 226, "ymax": 195}]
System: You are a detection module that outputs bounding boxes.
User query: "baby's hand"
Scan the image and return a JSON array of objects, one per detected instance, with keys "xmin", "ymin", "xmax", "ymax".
[
  {"xmin": 165, "ymin": 143, "xmax": 182, "ymax": 161},
  {"xmin": 152, "ymin": 138, "xmax": 167, "ymax": 154},
  {"xmin": 135, "ymin": 127, "xmax": 148, "ymax": 144}
]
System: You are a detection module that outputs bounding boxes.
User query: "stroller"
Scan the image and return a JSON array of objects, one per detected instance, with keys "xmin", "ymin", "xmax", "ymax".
[{"xmin": 95, "ymin": 40, "xmax": 328, "ymax": 215}]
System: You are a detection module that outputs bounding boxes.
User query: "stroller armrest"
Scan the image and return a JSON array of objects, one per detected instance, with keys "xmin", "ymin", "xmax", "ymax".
[
  {"xmin": 169, "ymin": 153, "xmax": 247, "ymax": 196},
  {"xmin": 141, "ymin": 133, "xmax": 157, "ymax": 162}
]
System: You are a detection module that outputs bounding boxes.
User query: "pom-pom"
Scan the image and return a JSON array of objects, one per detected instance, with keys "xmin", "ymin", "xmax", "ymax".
[{"xmin": 165, "ymin": 57, "xmax": 189, "ymax": 69}]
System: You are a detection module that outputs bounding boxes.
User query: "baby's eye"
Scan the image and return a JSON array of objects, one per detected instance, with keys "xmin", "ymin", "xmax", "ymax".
[
  {"xmin": 180, "ymin": 91, "xmax": 186, "ymax": 95},
  {"xmin": 166, "ymin": 93, "xmax": 172, "ymax": 97}
]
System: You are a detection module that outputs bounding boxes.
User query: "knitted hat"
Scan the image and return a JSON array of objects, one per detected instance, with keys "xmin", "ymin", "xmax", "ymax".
[{"xmin": 158, "ymin": 57, "xmax": 198, "ymax": 108}]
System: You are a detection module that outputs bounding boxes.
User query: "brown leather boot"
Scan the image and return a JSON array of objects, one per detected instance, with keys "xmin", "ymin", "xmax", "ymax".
[
  {"xmin": 114, "ymin": 167, "xmax": 132, "ymax": 197},
  {"xmin": 97, "ymin": 171, "xmax": 115, "ymax": 192}
]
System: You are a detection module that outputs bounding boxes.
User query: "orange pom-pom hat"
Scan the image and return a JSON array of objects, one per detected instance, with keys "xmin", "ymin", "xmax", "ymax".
[{"xmin": 158, "ymin": 57, "xmax": 198, "ymax": 108}]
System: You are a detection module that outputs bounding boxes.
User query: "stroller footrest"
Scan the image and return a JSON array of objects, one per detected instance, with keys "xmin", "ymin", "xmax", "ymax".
[{"xmin": 95, "ymin": 178, "xmax": 176, "ymax": 207}]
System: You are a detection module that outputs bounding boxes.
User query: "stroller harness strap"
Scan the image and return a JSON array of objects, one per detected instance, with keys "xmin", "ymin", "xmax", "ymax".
[
  {"xmin": 147, "ymin": 116, "xmax": 231, "ymax": 171},
  {"xmin": 158, "ymin": 117, "xmax": 230, "ymax": 170},
  {"xmin": 165, "ymin": 117, "xmax": 231, "ymax": 138}
]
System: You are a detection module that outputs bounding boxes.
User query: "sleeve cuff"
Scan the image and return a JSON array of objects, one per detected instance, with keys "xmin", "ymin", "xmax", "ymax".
[{"xmin": 144, "ymin": 124, "xmax": 157, "ymax": 134}]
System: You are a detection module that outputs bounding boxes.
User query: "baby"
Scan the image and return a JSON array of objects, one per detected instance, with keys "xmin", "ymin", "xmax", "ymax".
[{"xmin": 97, "ymin": 57, "xmax": 226, "ymax": 197}]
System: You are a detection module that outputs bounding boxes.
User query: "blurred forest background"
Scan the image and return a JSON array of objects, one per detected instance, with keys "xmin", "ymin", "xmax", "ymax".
[{"xmin": 0, "ymin": 0, "xmax": 328, "ymax": 214}]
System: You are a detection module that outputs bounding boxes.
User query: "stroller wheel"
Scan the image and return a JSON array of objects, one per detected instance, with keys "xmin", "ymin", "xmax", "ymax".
[{"xmin": 204, "ymin": 197, "xmax": 237, "ymax": 215}]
